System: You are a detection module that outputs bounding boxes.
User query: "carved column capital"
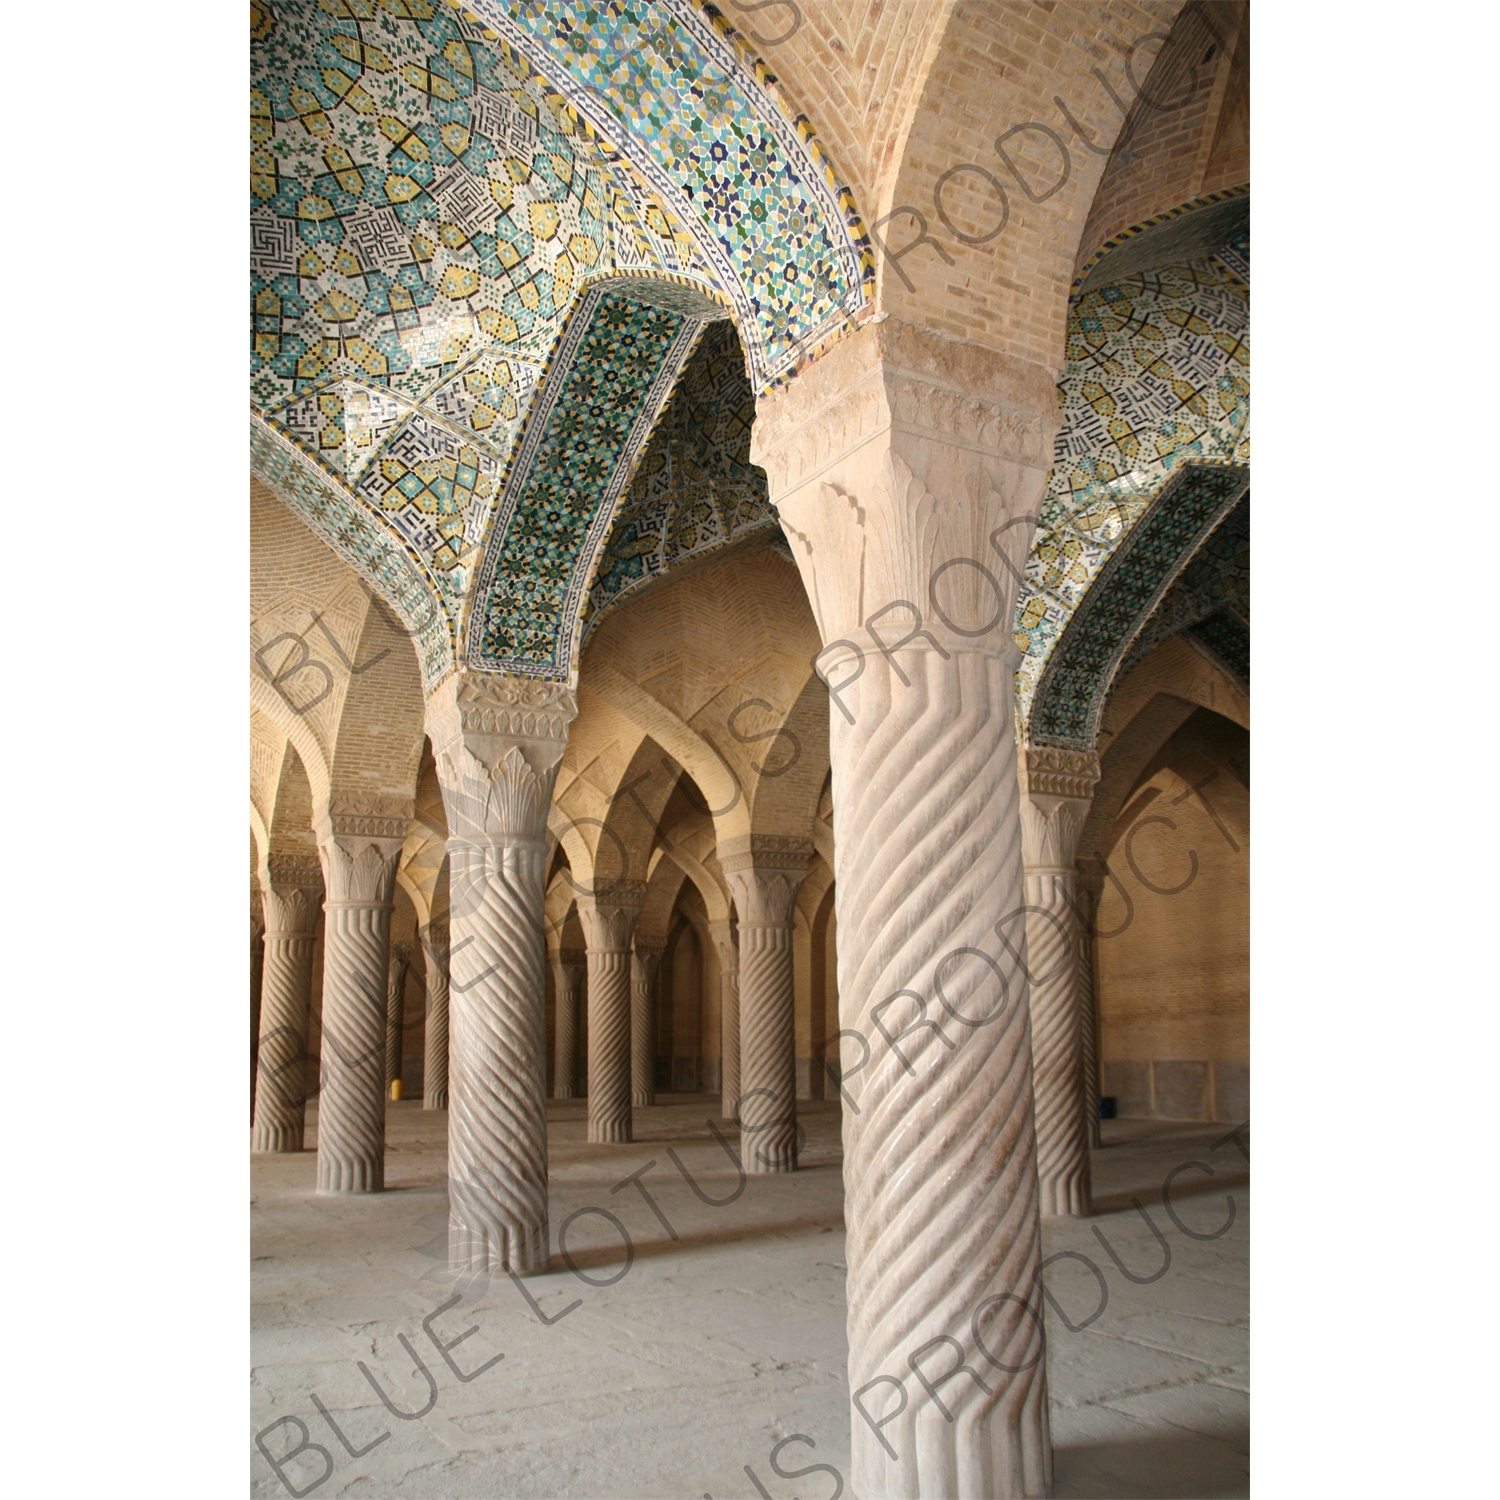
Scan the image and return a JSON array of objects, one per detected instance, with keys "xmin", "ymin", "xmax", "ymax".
[
  {"xmin": 720, "ymin": 837, "xmax": 813, "ymax": 927},
  {"xmin": 576, "ymin": 881, "xmax": 648, "ymax": 951},
  {"xmin": 318, "ymin": 833, "xmax": 403, "ymax": 907},
  {"xmin": 554, "ymin": 946, "xmax": 586, "ymax": 980},
  {"xmin": 751, "ymin": 318, "xmax": 1060, "ymax": 651},
  {"xmin": 1017, "ymin": 746, "xmax": 1100, "ymax": 874},
  {"xmin": 261, "ymin": 852, "xmax": 324, "ymax": 936}
]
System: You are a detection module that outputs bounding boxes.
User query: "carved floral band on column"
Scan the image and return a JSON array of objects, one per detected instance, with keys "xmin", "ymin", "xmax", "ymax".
[
  {"xmin": 253, "ymin": 852, "xmax": 323, "ymax": 1153},
  {"xmin": 426, "ymin": 672, "xmax": 577, "ymax": 1276},
  {"xmin": 1018, "ymin": 746, "xmax": 1101, "ymax": 1219}
]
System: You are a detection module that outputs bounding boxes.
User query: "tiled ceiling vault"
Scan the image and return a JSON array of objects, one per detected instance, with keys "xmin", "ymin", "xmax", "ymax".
[
  {"xmin": 249, "ymin": 0, "xmax": 869, "ymax": 690},
  {"xmin": 1015, "ymin": 232, "xmax": 1250, "ymax": 731},
  {"xmin": 581, "ymin": 319, "xmax": 776, "ymax": 641}
]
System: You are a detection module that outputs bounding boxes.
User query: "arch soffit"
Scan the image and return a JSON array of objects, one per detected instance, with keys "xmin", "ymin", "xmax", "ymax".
[
  {"xmin": 1079, "ymin": 631, "xmax": 1246, "ymax": 864},
  {"xmin": 250, "ymin": 0, "xmax": 870, "ymax": 694},
  {"xmin": 874, "ymin": 3, "xmax": 1184, "ymax": 361},
  {"xmin": 1016, "ymin": 220, "xmax": 1249, "ymax": 735}
]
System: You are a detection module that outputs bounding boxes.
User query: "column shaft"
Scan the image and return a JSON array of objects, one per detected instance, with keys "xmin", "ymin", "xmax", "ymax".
[
  {"xmin": 834, "ymin": 651, "xmax": 1050, "ymax": 1497},
  {"xmin": 426, "ymin": 675, "xmax": 577, "ymax": 1275},
  {"xmin": 710, "ymin": 921, "xmax": 740, "ymax": 1120},
  {"xmin": 726, "ymin": 851, "xmax": 808, "ymax": 1176},
  {"xmin": 630, "ymin": 945, "xmax": 661, "ymax": 1107},
  {"xmin": 317, "ymin": 897, "xmax": 394, "ymax": 1193},
  {"xmin": 420, "ymin": 922, "xmax": 450, "ymax": 1109},
  {"xmin": 586, "ymin": 950, "xmax": 631, "ymax": 1141},
  {"xmin": 386, "ymin": 942, "xmax": 411, "ymax": 1090},
  {"xmin": 1024, "ymin": 872, "xmax": 1091, "ymax": 1216},
  {"xmin": 445, "ymin": 835, "xmax": 549, "ymax": 1273},
  {"xmin": 551, "ymin": 952, "xmax": 584, "ymax": 1099}
]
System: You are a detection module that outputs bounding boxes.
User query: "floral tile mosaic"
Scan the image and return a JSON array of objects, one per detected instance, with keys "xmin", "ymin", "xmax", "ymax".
[
  {"xmin": 469, "ymin": 0, "xmax": 872, "ymax": 392},
  {"xmin": 250, "ymin": 0, "xmax": 866, "ymax": 691},
  {"xmin": 581, "ymin": 319, "xmax": 775, "ymax": 638},
  {"xmin": 1014, "ymin": 239, "xmax": 1250, "ymax": 728}
]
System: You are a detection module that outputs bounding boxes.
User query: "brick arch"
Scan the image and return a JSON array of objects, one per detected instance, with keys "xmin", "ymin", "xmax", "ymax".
[
  {"xmin": 1073, "ymin": 1, "xmax": 1249, "ymax": 284},
  {"xmin": 871, "ymin": 1, "xmax": 1185, "ymax": 367},
  {"xmin": 324, "ymin": 583, "xmax": 427, "ymax": 825}
]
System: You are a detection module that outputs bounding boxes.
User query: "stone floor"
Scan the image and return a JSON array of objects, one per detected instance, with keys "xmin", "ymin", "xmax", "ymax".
[{"xmin": 252, "ymin": 1099, "xmax": 1248, "ymax": 1498}]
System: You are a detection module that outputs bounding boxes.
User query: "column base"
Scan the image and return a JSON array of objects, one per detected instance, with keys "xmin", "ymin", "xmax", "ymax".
[
  {"xmin": 744, "ymin": 1142, "xmax": 797, "ymax": 1175},
  {"xmin": 449, "ymin": 1218, "xmax": 548, "ymax": 1276},
  {"xmin": 1039, "ymin": 1171, "xmax": 1092, "ymax": 1218},
  {"xmin": 553, "ymin": 1085, "xmax": 577, "ymax": 1100},
  {"xmin": 588, "ymin": 1119, "xmax": 632, "ymax": 1145},
  {"xmin": 423, "ymin": 1088, "xmax": 448, "ymax": 1110},
  {"xmin": 631, "ymin": 1088, "xmax": 653, "ymax": 1107},
  {"xmin": 316, "ymin": 1159, "xmax": 384, "ymax": 1194},
  {"xmin": 251, "ymin": 1123, "xmax": 304, "ymax": 1153}
]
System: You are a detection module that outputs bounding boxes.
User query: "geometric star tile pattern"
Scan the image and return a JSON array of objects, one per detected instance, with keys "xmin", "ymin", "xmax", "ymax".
[
  {"xmin": 469, "ymin": 285, "xmax": 714, "ymax": 679},
  {"xmin": 1116, "ymin": 495, "xmax": 1249, "ymax": 684},
  {"xmin": 581, "ymin": 319, "xmax": 775, "ymax": 640},
  {"xmin": 1015, "ymin": 234, "xmax": 1250, "ymax": 727},
  {"xmin": 251, "ymin": 0, "xmax": 867, "ymax": 691}
]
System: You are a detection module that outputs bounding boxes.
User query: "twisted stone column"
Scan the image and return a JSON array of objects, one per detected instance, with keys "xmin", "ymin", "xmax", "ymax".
[
  {"xmin": 420, "ymin": 921, "xmax": 450, "ymax": 1109},
  {"xmin": 551, "ymin": 949, "xmax": 585, "ymax": 1099},
  {"xmin": 1019, "ymin": 748, "xmax": 1100, "ymax": 1218},
  {"xmin": 631, "ymin": 940, "xmax": 663, "ymax": 1106},
  {"xmin": 316, "ymin": 820, "xmax": 406, "ymax": 1193},
  {"xmin": 251, "ymin": 897, "xmax": 264, "ymax": 1125},
  {"xmin": 253, "ymin": 854, "xmax": 323, "ymax": 1152},
  {"xmin": 386, "ymin": 941, "xmax": 412, "ymax": 1091},
  {"xmin": 577, "ymin": 887, "xmax": 645, "ymax": 1144},
  {"xmin": 724, "ymin": 842, "xmax": 809, "ymax": 1175},
  {"xmin": 1075, "ymin": 872, "xmax": 1103, "ymax": 1150},
  {"xmin": 427, "ymin": 675, "xmax": 576, "ymax": 1275},
  {"xmin": 708, "ymin": 919, "xmax": 740, "ymax": 1120},
  {"xmin": 752, "ymin": 318, "xmax": 1060, "ymax": 1496}
]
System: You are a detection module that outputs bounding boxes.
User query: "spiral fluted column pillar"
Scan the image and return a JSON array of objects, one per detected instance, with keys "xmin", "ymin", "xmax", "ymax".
[
  {"xmin": 1018, "ymin": 748, "xmax": 1100, "ymax": 1219},
  {"xmin": 251, "ymin": 896, "xmax": 264, "ymax": 1124},
  {"xmin": 253, "ymin": 854, "xmax": 323, "ymax": 1152},
  {"xmin": 631, "ymin": 940, "xmax": 663, "ymax": 1107},
  {"xmin": 427, "ymin": 674, "xmax": 577, "ymax": 1276},
  {"xmin": 551, "ymin": 949, "xmax": 585, "ymax": 1099},
  {"xmin": 315, "ymin": 817, "xmax": 406, "ymax": 1194},
  {"xmin": 708, "ymin": 919, "xmax": 740, "ymax": 1120},
  {"xmin": 386, "ymin": 941, "xmax": 412, "ymax": 1093},
  {"xmin": 577, "ymin": 887, "xmax": 646, "ymax": 1144},
  {"xmin": 419, "ymin": 920, "xmax": 449, "ymax": 1108},
  {"xmin": 1075, "ymin": 870, "xmax": 1103, "ymax": 1150},
  {"xmin": 724, "ymin": 841, "xmax": 810, "ymax": 1175},
  {"xmin": 752, "ymin": 318, "xmax": 1061, "ymax": 1497}
]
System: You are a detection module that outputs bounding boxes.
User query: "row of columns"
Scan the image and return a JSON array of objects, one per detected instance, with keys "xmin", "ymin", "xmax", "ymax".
[
  {"xmin": 251, "ymin": 319, "xmax": 1128, "ymax": 1496},
  {"xmin": 250, "ymin": 844, "xmax": 452, "ymax": 1175}
]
